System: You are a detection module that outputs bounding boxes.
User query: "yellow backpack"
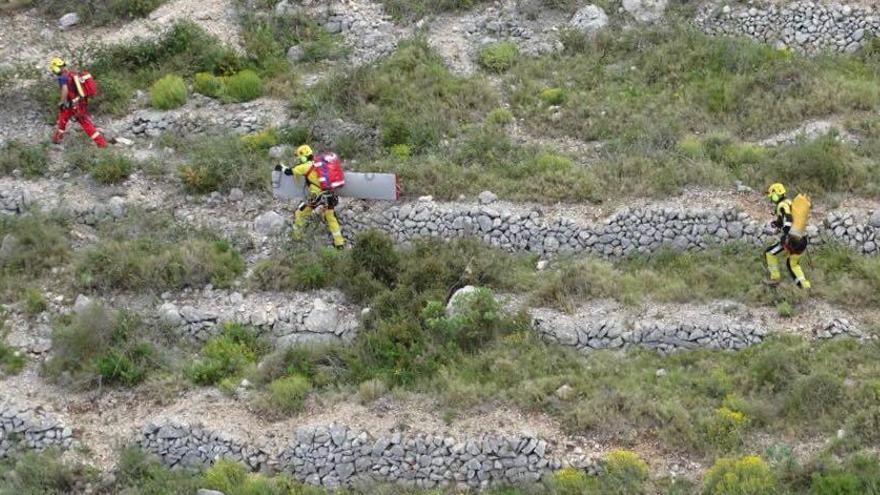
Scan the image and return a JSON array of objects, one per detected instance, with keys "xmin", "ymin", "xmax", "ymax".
[{"xmin": 790, "ymin": 193, "xmax": 811, "ymax": 238}]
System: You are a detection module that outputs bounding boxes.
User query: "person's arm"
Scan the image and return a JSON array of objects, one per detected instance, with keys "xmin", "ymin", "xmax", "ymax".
[
  {"xmin": 59, "ymin": 84, "xmax": 69, "ymax": 107},
  {"xmin": 291, "ymin": 162, "xmax": 312, "ymax": 177}
]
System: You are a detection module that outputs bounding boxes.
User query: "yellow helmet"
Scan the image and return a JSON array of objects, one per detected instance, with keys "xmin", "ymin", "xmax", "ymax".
[
  {"xmin": 296, "ymin": 145, "xmax": 313, "ymax": 158},
  {"xmin": 49, "ymin": 57, "xmax": 66, "ymax": 75},
  {"xmin": 767, "ymin": 183, "xmax": 786, "ymax": 202}
]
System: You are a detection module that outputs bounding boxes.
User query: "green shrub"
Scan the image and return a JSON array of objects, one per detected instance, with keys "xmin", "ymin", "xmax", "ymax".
[
  {"xmin": 602, "ymin": 450, "xmax": 650, "ymax": 494},
  {"xmin": 348, "ymin": 230, "xmax": 399, "ymax": 287},
  {"xmin": 240, "ymin": 128, "xmax": 278, "ymax": 150},
  {"xmin": 0, "ymin": 215, "xmax": 70, "ymax": 280},
  {"xmin": 224, "ymin": 70, "xmax": 263, "ymax": 102},
  {"xmin": 263, "ymin": 374, "xmax": 312, "ymax": 414},
  {"xmin": 22, "ymin": 288, "xmax": 47, "ymax": 316},
  {"xmin": 0, "ymin": 449, "xmax": 90, "ymax": 494},
  {"xmin": 552, "ymin": 466, "xmax": 598, "ymax": 495},
  {"xmin": 38, "ymin": 0, "xmax": 164, "ymax": 25},
  {"xmin": 0, "ymin": 341, "xmax": 26, "ymax": 375},
  {"xmin": 114, "ymin": 447, "xmax": 202, "ymax": 494},
  {"xmin": 486, "ymin": 107, "xmax": 514, "ymax": 126},
  {"xmin": 810, "ymin": 454, "xmax": 880, "ymax": 495},
  {"xmin": 477, "ymin": 41, "xmax": 519, "ymax": 73},
  {"xmin": 193, "ymin": 72, "xmax": 224, "ymax": 98},
  {"xmin": 150, "ymin": 74, "xmax": 187, "ymax": 110},
  {"xmin": 424, "ymin": 287, "xmax": 507, "ymax": 353},
  {"xmin": 179, "ymin": 134, "xmax": 268, "ymax": 193},
  {"xmin": 298, "ymin": 39, "xmax": 497, "ymax": 154},
  {"xmin": 784, "ymin": 372, "xmax": 845, "ymax": 421},
  {"xmin": 704, "ymin": 407, "xmax": 748, "ymax": 453},
  {"xmin": 0, "ymin": 140, "xmax": 48, "ymax": 177},
  {"xmin": 44, "ymin": 305, "xmax": 158, "ymax": 388},
  {"xmin": 76, "ymin": 237, "xmax": 244, "ymax": 292},
  {"xmin": 389, "ymin": 143, "xmax": 412, "ymax": 158},
  {"xmin": 250, "ymin": 248, "xmax": 341, "ymax": 292},
  {"xmin": 358, "ymin": 378, "xmax": 388, "ymax": 403},
  {"xmin": 381, "ymin": 0, "xmax": 492, "ymax": 21},
  {"xmin": 539, "ymin": 87, "xmax": 566, "ymax": 105},
  {"xmin": 187, "ymin": 323, "xmax": 265, "ymax": 385},
  {"xmin": 88, "ymin": 153, "xmax": 134, "ymax": 184},
  {"xmin": 703, "ymin": 456, "xmax": 779, "ymax": 495}
]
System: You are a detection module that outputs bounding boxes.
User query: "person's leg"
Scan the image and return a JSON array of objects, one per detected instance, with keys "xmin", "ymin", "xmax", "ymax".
[
  {"xmin": 75, "ymin": 104, "xmax": 106, "ymax": 147},
  {"xmin": 765, "ymin": 242, "xmax": 785, "ymax": 282},
  {"xmin": 787, "ymin": 253, "xmax": 811, "ymax": 289},
  {"xmin": 53, "ymin": 107, "xmax": 72, "ymax": 143},
  {"xmin": 324, "ymin": 209, "xmax": 345, "ymax": 248},
  {"xmin": 292, "ymin": 202, "xmax": 312, "ymax": 240}
]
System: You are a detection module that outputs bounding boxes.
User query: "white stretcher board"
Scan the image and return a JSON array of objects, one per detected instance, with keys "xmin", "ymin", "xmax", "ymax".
[{"xmin": 272, "ymin": 168, "xmax": 400, "ymax": 201}]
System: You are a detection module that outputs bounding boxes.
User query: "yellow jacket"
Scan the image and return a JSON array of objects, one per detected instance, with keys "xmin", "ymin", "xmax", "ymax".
[{"xmin": 292, "ymin": 162, "xmax": 323, "ymax": 195}]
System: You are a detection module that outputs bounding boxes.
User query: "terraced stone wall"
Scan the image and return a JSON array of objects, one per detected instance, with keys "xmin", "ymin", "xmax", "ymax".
[{"xmin": 140, "ymin": 420, "xmax": 568, "ymax": 489}]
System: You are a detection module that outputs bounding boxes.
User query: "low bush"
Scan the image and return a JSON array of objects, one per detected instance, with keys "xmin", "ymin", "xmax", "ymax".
[
  {"xmin": 187, "ymin": 323, "xmax": 266, "ymax": 385},
  {"xmin": 38, "ymin": 0, "xmax": 164, "ymax": 25},
  {"xmin": 703, "ymin": 456, "xmax": 779, "ymax": 495},
  {"xmin": 539, "ymin": 87, "xmax": 566, "ymax": 105},
  {"xmin": 240, "ymin": 128, "xmax": 278, "ymax": 150},
  {"xmin": 0, "ymin": 449, "xmax": 92, "ymax": 495},
  {"xmin": 193, "ymin": 72, "xmax": 224, "ymax": 98},
  {"xmin": 87, "ymin": 152, "xmax": 134, "ymax": 184},
  {"xmin": 262, "ymin": 374, "xmax": 312, "ymax": 414},
  {"xmin": 43, "ymin": 304, "xmax": 159, "ymax": 389},
  {"xmin": 178, "ymin": 135, "xmax": 268, "ymax": 193},
  {"xmin": 809, "ymin": 454, "xmax": 880, "ymax": 495},
  {"xmin": 0, "ymin": 214, "xmax": 70, "ymax": 288},
  {"xmin": 486, "ymin": 107, "xmax": 514, "ymax": 126},
  {"xmin": 0, "ymin": 340, "xmax": 26, "ymax": 375},
  {"xmin": 150, "ymin": 74, "xmax": 187, "ymax": 110},
  {"xmin": 704, "ymin": 407, "xmax": 748, "ymax": 453},
  {"xmin": 297, "ymin": 38, "xmax": 497, "ymax": 155},
  {"xmin": 22, "ymin": 288, "xmax": 47, "ymax": 315},
  {"xmin": 380, "ymin": 0, "xmax": 492, "ymax": 22},
  {"xmin": 601, "ymin": 450, "xmax": 650, "ymax": 494},
  {"xmin": 0, "ymin": 140, "xmax": 48, "ymax": 177},
  {"xmin": 76, "ymin": 236, "xmax": 243, "ymax": 292},
  {"xmin": 552, "ymin": 466, "xmax": 598, "ymax": 494},
  {"xmin": 358, "ymin": 378, "xmax": 388, "ymax": 403},
  {"xmin": 784, "ymin": 372, "xmax": 845, "ymax": 423},
  {"xmin": 223, "ymin": 70, "xmax": 263, "ymax": 103},
  {"xmin": 477, "ymin": 41, "xmax": 519, "ymax": 73}
]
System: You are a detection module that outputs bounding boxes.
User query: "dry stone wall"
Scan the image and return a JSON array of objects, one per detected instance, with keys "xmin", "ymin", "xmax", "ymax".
[
  {"xmin": 140, "ymin": 419, "xmax": 568, "ymax": 489},
  {"xmin": 343, "ymin": 201, "xmax": 880, "ymax": 257},
  {"xmin": 697, "ymin": 1, "xmax": 880, "ymax": 53},
  {"xmin": 155, "ymin": 290, "xmax": 360, "ymax": 345},
  {"xmin": 0, "ymin": 402, "xmax": 72, "ymax": 457}
]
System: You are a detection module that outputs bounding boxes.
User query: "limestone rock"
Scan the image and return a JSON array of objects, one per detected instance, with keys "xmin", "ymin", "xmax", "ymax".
[
  {"xmin": 254, "ymin": 211, "xmax": 285, "ymax": 235},
  {"xmin": 623, "ymin": 0, "xmax": 668, "ymax": 22},
  {"xmin": 58, "ymin": 13, "xmax": 79, "ymax": 29},
  {"xmin": 569, "ymin": 5, "xmax": 609, "ymax": 34}
]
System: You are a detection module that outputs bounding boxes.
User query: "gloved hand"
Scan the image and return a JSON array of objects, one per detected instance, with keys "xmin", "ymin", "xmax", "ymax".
[
  {"xmin": 283, "ymin": 166, "xmax": 293, "ymax": 176},
  {"xmin": 58, "ymin": 102, "xmax": 69, "ymax": 111},
  {"xmin": 274, "ymin": 164, "xmax": 283, "ymax": 172}
]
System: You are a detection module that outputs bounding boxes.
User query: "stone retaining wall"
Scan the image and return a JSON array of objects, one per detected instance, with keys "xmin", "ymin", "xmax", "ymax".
[
  {"xmin": 140, "ymin": 420, "xmax": 568, "ymax": 489},
  {"xmin": 343, "ymin": 201, "xmax": 880, "ymax": 257},
  {"xmin": 532, "ymin": 308, "xmax": 767, "ymax": 353},
  {"xmin": 0, "ymin": 403, "xmax": 71, "ymax": 457},
  {"xmin": 696, "ymin": 1, "xmax": 880, "ymax": 53},
  {"xmin": 114, "ymin": 96, "xmax": 287, "ymax": 140},
  {"xmin": 155, "ymin": 290, "xmax": 359, "ymax": 345}
]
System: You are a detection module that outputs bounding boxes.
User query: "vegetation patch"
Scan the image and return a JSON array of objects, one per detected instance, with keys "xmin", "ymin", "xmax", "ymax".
[
  {"xmin": 0, "ymin": 140, "xmax": 48, "ymax": 178},
  {"xmin": 187, "ymin": 323, "xmax": 267, "ymax": 386},
  {"xmin": 0, "ymin": 339, "xmax": 26, "ymax": 375},
  {"xmin": 477, "ymin": 41, "xmax": 520, "ymax": 73},
  {"xmin": 44, "ymin": 304, "xmax": 161, "ymax": 389},
  {"xmin": 177, "ymin": 134, "xmax": 269, "ymax": 193},
  {"xmin": 75, "ymin": 212, "xmax": 244, "ymax": 292},
  {"xmin": 150, "ymin": 74, "xmax": 187, "ymax": 109},
  {"xmin": 296, "ymin": 38, "xmax": 498, "ymax": 154},
  {"xmin": 0, "ymin": 215, "xmax": 70, "ymax": 301}
]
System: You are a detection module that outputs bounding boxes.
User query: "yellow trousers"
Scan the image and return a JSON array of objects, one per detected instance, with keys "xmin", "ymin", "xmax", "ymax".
[
  {"xmin": 765, "ymin": 240, "xmax": 810, "ymax": 289},
  {"xmin": 293, "ymin": 204, "xmax": 344, "ymax": 247}
]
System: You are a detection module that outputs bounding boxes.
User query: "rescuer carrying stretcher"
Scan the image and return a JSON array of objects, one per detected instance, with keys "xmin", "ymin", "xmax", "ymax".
[{"xmin": 765, "ymin": 182, "xmax": 811, "ymax": 289}]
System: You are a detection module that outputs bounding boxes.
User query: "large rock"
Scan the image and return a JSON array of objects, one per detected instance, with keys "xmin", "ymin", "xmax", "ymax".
[
  {"xmin": 73, "ymin": 294, "xmax": 93, "ymax": 314},
  {"xmin": 0, "ymin": 234, "xmax": 19, "ymax": 262},
  {"xmin": 303, "ymin": 298, "xmax": 339, "ymax": 333},
  {"xmin": 569, "ymin": 5, "xmax": 609, "ymax": 34},
  {"xmin": 287, "ymin": 45, "xmax": 305, "ymax": 63},
  {"xmin": 870, "ymin": 210, "xmax": 880, "ymax": 228},
  {"xmin": 58, "ymin": 13, "xmax": 79, "ymax": 28},
  {"xmin": 254, "ymin": 211, "xmax": 285, "ymax": 235},
  {"xmin": 622, "ymin": 0, "xmax": 668, "ymax": 22}
]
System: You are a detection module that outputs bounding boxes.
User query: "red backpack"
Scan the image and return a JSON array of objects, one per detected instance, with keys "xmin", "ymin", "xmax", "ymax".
[
  {"xmin": 308, "ymin": 152, "xmax": 345, "ymax": 191},
  {"xmin": 73, "ymin": 70, "xmax": 98, "ymax": 98}
]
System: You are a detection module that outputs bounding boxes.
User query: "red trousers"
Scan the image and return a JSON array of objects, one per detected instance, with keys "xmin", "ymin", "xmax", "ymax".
[{"xmin": 54, "ymin": 100, "xmax": 106, "ymax": 147}]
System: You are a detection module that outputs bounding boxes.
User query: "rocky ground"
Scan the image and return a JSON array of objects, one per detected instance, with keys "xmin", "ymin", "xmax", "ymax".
[{"xmin": 3, "ymin": 0, "xmax": 880, "ymax": 490}]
